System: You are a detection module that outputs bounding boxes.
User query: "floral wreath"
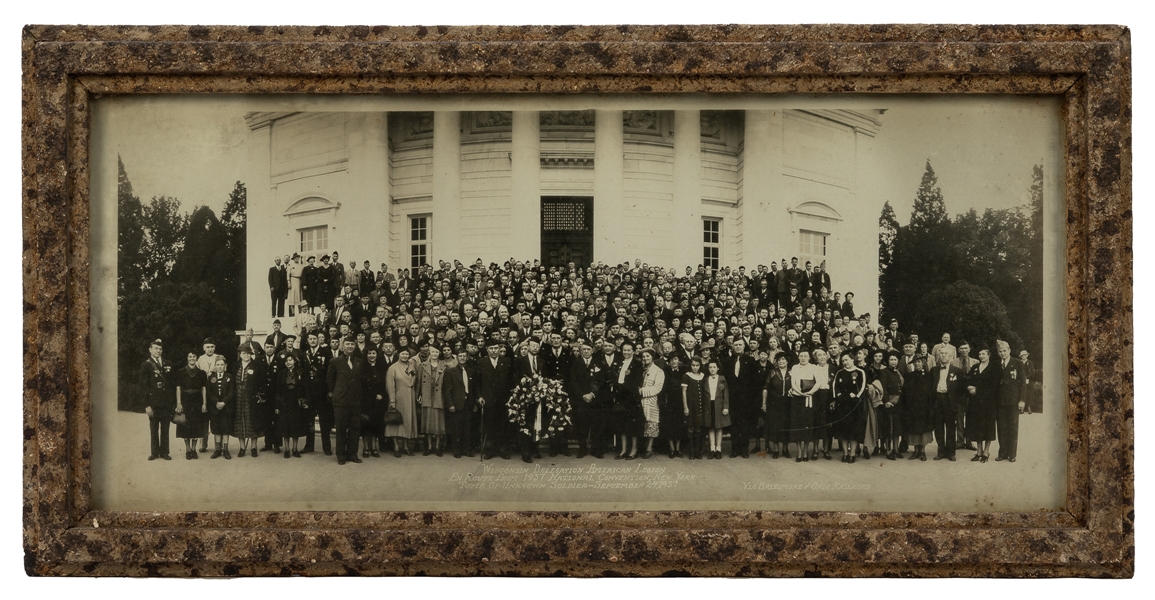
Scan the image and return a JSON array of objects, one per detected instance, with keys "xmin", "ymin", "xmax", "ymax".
[{"xmin": 506, "ymin": 374, "xmax": 573, "ymax": 439}]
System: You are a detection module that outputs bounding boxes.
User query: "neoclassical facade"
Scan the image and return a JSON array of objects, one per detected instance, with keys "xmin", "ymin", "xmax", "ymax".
[{"xmin": 244, "ymin": 108, "xmax": 884, "ymax": 329}]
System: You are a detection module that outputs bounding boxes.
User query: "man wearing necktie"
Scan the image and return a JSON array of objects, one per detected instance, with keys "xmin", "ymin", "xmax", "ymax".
[
  {"xmin": 327, "ymin": 336, "xmax": 367, "ymax": 465},
  {"xmin": 725, "ymin": 339, "xmax": 760, "ymax": 458},
  {"xmin": 478, "ymin": 339, "xmax": 514, "ymax": 460},
  {"xmin": 994, "ymin": 340, "xmax": 1026, "ymax": 462},
  {"xmin": 515, "ymin": 338, "xmax": 545, "ymax": 463},
  {"xmin": 442, "ymin": 349, "xmax": 476, "ymax": 458},
  {"xmin": 139, "ymin": 339, "xmax": 174, "ymax": 460}
]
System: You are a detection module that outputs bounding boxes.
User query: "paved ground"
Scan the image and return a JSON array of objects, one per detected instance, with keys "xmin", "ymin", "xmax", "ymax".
[{"xmin": 93, "ymin": 406, "xmax": 1066, "ymax": 513}]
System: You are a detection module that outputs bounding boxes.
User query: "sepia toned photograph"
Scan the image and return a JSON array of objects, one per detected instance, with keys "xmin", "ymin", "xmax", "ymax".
[{"xmin": 87, "ymin": 94, "xmax": 1067, "ymax": 513}]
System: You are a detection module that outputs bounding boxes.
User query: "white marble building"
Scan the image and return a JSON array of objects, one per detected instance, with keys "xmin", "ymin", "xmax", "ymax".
[{"xmin": 243, "ymin": 107, "xmax": 884, "ymax": 329}]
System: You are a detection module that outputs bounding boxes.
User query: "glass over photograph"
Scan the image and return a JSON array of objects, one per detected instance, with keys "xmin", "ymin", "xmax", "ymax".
[{"xmin": 88, "ymin": 94, "xmax": 1067, "ymax": 512}]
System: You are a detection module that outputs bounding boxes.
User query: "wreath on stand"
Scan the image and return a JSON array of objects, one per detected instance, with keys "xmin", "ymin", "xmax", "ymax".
[{"xmin": 507, "ymin": 374, "xmax": 573, "ymax": 439}]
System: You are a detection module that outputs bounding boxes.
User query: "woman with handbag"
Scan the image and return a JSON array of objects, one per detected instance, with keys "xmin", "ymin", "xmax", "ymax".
[
  {"xmin": 788, "ymin": 348, "xmax": 821, "ymax": 462},
  {"xmin": 206, "ymin": 355, "xmax": 235, "ymax": 459},
  {"xmin": 761, "ymin": 352, "xmax": 792, "ymax": 459},
  {"xmin": 275, "ymin": 353, "xmax": 307, "ymax": 458},
  {"xmin": 385, "ymin": 349, "xmax": 419, "ymax": 457},
  {"xmin": 703, "ymin": 359, "xmax": 731, "ymax": 459},
  {"xmin": 174, "ymin": 351, "xmax": 208, "ymax": 460},
  {"xmin": 876, "ymin": 352, "xmax": 906, "ymax": 460}
]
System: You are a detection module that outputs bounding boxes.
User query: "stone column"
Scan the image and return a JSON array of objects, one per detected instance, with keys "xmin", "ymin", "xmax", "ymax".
[
  {"xmin": 741, "ymin": 109, "xmax": 784, "ymax": 267},
  {"xmin": 510, "ymin": 111, "xmax": 541, "ymax": 262},
  {"xmin": 593, "ymin": 109, "xmax": 624, "ymax": 264},
  {"xmin": 673, "ymin": 109, "xmax": 703, "ymax": 270},
  {"xmin": 432, "ymin": 111, "xmax": 462, "ymax": 264},
  {"xmin": 346, "ymin": 112, "xmax": 391, "ymax": 267},
  {"xmin": 245, "ymin": 121, "xmax": 274, "ymax": 331}
]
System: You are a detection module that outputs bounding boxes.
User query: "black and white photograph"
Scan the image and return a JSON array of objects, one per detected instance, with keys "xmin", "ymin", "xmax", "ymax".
[{"xmin": 87, "ymin": 94, "xmax": 1066, "ymax": 512}]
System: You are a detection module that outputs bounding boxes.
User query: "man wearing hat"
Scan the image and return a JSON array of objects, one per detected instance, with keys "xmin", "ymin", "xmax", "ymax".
[
  {"xmin": 327, "ymin": 336, "xmax": 366, "ymax": 464},
  {"xmin": 139, "ymin": 339, "xmax": 174, "ymax": 460},
  {"xmin": 266, "ymin": 320, "xmax": 288, "ymax": 352},
  {"xmin": 478, "ymin": 338, "xmax": 514, "ymax": 460}
]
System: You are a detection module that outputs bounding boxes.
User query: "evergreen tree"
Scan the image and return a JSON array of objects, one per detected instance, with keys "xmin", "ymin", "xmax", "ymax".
[
  {"xmin": 878, "ymin": 201, "xmax": 899, "ymax": 314},
  {"xmin": 221, "ymin": 182, "xmax": 247, "ymax": 327},
  {"xmin": 116, "ymin": 155, "xmax": 145, "ymax": 301},
  {"xmin": 909, "ymin": 160, "xmax": 948, "ymax": 232},
  {"xmin": 140, "ymin": 195, "xmax": 189, "ymax": 286}
]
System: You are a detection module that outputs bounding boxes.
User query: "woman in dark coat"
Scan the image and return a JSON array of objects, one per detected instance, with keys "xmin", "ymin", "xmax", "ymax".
[
  {"xmin": 361, "ymin": 347, "xmax": 389, "ymax": 458},
  {"xmin": 173, "ymin": 351, "xmax": 208, "ymax": 460},
  {"xmin": 965, "ymin": 348, "xmax": 999, "ymax": 462},
  {"xmin": 232, "ymin": 345, "xmax": 264, "ymax": 457},
  {"xmin": 206, "ymin": 355, "xmax": 235, "ymax": 459},
  {"xmin": 902, "ymin": 354, "xmax": 935, "ymax": 461},
  {"xmin": 680, "ymin": 356, "xmax": 708, "ymax": 459},
  {"xmin": 832, "ymin": 352, "xmax": 867, "ymax": 462},
  {"xmin": 658, "ymin": 354, "xmax": 686, "ymax": 458},
  {"xmin": 276, "ymin": 353, "xmax": 307, "ymax": 458},
  {"xmin": 762, "ymin": 352, "xmax": 792, "ymax": 458},
  {"xmin": 876, "ymin": 353, "xmax": 905, "ymax": 460}
]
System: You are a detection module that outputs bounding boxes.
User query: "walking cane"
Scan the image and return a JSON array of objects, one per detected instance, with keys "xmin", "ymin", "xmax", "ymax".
[{"xmin": 478, "ymin": 402, "xmax": 486, "ymax": 462}]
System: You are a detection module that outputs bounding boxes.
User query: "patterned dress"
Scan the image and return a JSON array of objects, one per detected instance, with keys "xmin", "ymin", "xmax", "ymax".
[{"xmin": 232, "ymin": 361, "xmax": 262, "ymax": 439}]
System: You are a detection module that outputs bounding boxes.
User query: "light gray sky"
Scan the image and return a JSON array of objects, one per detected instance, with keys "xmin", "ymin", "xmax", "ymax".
[{"xmin": 100, "ymin": 95, "xmax": 1060, "ymax": 224}]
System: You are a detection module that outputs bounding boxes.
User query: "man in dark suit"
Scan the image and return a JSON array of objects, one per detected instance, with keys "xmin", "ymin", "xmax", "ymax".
[
  {"xmin": 265, "ymin": 320, "xmax": 288, "ymax": 352},
  {"xmin": 318, "ymin": 254, "xmax": 335, "ymax": 311},
  {"xmin": 443, "ymin": 349, "xmax": 477, "ymax": 458},
  {"xmin": 774, "ymin": 258, "xmax": 789, "ymax": 310},
  {"xmin": 724, "ymin": 338, "xmax": 761, "ymax": 458},
  {"xmin": 994, "ymin": 340, "xmax": 1026, "ymax": 462},
  {"xmin": 327, "ymin": 336, "xmax": 366, "ymax": 464},
  {"xmin": 785, "ymin": 257, "xmax": 805, "ymax": 297},
  {"xmin": 930, "ymin": 346, "xmax": 965, "ymax": 460},
  {"xmin": 540, "ymin": 332, "xmax": 574, "ymax": 456},
  {"xmin": 268, "ymin": 256, "xmax": 289, "ymax": 318},
  {"xmin": 514, "ymin": 338, "xmax": 546, "ymax": 463},
  {"xmin": 567, "ymin": 340, "xmax": 608, "ymax": 458},
  {"xmin": 814, "ymin": 262, "xmax": 832, "ymax": 298},
  {"xmin": 358, "ymin": 261, "xmax": 375, "ymax": 298},
  {"xmin": 258, "ymin": 340, "xmax": 282, "ymax": 453},
  {"xmin": 301, "ymin": 255, "xmax": 318, "ymax": 310},
  {"xmin": 301, "ymin": 331, "xmax": 333, "ymax": 455},
  {"xmin": 478, "ymin": 339, "xmax": 514, "ymax": 460},
  {"xmin": 140, "ymin": 339, "xmax": 174, "ymax": 460}
]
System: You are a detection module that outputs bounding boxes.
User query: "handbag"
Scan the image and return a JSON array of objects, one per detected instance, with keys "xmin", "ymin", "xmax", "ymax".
[
  {"xmin": 799, "ymin": 377, "xmax": 817, "ymax": 394},
  {"xmin": 384, "ymin": 406, "xmax": 404, "ymax": 425},
  {"xmin": 171, "ymin": 411, "xmax": 187, "ymax": 425}
]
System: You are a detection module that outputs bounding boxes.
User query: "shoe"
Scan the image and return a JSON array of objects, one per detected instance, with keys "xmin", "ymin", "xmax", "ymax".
[
  {"xmin": 615, "ymin": 454, "xmax": 626, "ymax": 460},
  {"xmin": 210, "ymin": 449, "xmax": 222, "ymax": 459},
  {"xmin": 934, "ymin": 454, "xmax": 944, "ymax": 461},
  {"xmin": 643, "ymin": 451, "xmax": 653, "ymax": 459},
  {"xmin": 338, "ymin": 459, "xmax": 346, "ymax": 465},
  {"xmin": 274, "ymin": 446, "xmax": 282, "ymax": 454},
  {"xmin": 423, "ymin": 447, "xmax": 433, "ymax": 456},
  {"xmin": 223, "ymin": 450, "xmax": 231, "ymax": 460},
  {"xmin": 947, "ymin": 455, "xmax": 955, "ymax": 461},
  {"xmin": 522, "ymin": 455, "xmax": 532, "ymax": 463},
  {"xmin": 185, "ymin": 450, "xmax": 193, "ymax": 460},
  {"xmin": 920, "ymin": 453, "xmax": 927, "ymax": 461},
  {"xmin": 499, "ymin": 450, "xmax": 510, "ymax": 460},
  {"xmin": 533, "ymin": 452, "xmax": 543, "ymax": 460},
  {"xmin": 148, "ymin": 454, "xmax": 157, "ymax": 461},
  {"xmin": 841, "ymin": 455, "xmax": 848, "ymax": 463},
  {"xmin": 626, "ymin": 454, "xmax": 637, "ymax": 461},
  {"xmin": 970, "ymin": 454, "xmax": 982, "ymax": 462},
  {"xmin": 302, "ymin": 446, "xmax": 314, "ymax": 454},
  {"xmin": 284, "ymin": 451, "xmax": 291, "ymax": 459},
  {"xmin": 454, "ymin": 452, "xmax": 462, "ymax": 458},
  {"xmin": 394, "ymin": 450, "xmax": 402, "ymax": 458},
  {"xmin": 483, "ymin": 452, "xmax": 494, "ymax": 460},
  {"xmin": 849, "ymin": 456, "xmax": 856, "ymax": 464},
  {"xmin": 772, "ymin": 451, "xmax": 779, "ymax": 459},
  {"xmin": 1008, "ymin": 457, "xmax": 1016, "ymax": 463},
  {"xmin": 796, "ymin": 456, "xmax": 802, "ymax": 463},
  {"xmin": 872, "ymin": 447, "xmax": 882, "ymax": 457},
  {"xmin": 347, "ymin": 456, "xmax": 360, "ymax": 463},
  {"xmin": 562, "ymin": 448, "xmax": 572, "ymax": 456},
  {"xmin": 782, "ymin": 450, "xmax": 791, "ymax": 459},
  {"xmin": 910, "ymin": 452, "xmax": 920, "ymax": 461},
  {"xmin": 963, "ymin": 443, "xmax": 977, "ymax": 451},
  {"xmin": 191, "ymin": 451, "xmax": 199, "ymax": 460},
  {"xmin": 593, "ymin": 452, "xmax": 604, "ymax": 459},
  {"xmin": 405, "ymin": 447, "xmax": 414, "ymax": 457},
  {"xmin": 887, "ymin": 451, "xmax": 897, "ymax": 461},
  {"xmin": 823, "ymin": 451, "xmax": 832, "ymax": 460},
  {"xmin": 293, "ymin": 450, "xmax": 301, "ymax": 458},
  {"xmin": 742, "ymin": 450, "xmax": 750, "ymax": 458},
  {"xmin": 729, "ymin": 451, "xmax": 738, "ymax": 458},
  {"xmin": 324, "ymin": 450, "xmax": 333, "ymax": 456},
  {"xmin": 549, "ymin": 451, "xmax": 558, "ymax": 458},
  {"xmin": 199, "ymin": 446, "xmax": 208, "ymax": 453},
  {"xmin": 436, "ymin": 448, "xmax": 443, "ymax": 457},
  {"xmin": 669, "ymin": 450, "xmax": 676, "ymax": 459},
  {"xmin": 260, "ymin": 445, "xmax": 272, "ymax": 452},
  {"xmin": 981, "ymin": 455, "xmax": 989, "ymax": 463},
  {"xmin": 363, "ymin": 449, "xmax": 369, "ymax": 458},
  {"xmin": 995, "ymin": 456, "xmax": 1006, "ymax": 462},
  {"xmin": 251, "ymin": 448, "xmax": 258, "ymax": 457},
  {"xmin": 161, "ymin": 454, "xmax": 172, "ymax": 460},
  {"xmin": 371, "ymin": 450, "xmax": 379, "ymax": 458},
  {"xmin": 466, "ymin": 452, "xmax": 475, "ymax": 458},
  {"xmin": 236, "ymin": 449, "xmax": 244, "ymax": 458}
]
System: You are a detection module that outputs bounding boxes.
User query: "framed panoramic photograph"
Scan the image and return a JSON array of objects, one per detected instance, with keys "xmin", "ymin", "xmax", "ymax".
[{"xmin": 22, "ymin": 24, "xmax": 1132, "ymax": 577}]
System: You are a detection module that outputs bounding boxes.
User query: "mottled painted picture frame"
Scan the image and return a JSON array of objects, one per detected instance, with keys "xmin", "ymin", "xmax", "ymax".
[{"xmin": 22, "ymin": 24, "xmax": 1132, "ymax": 577}]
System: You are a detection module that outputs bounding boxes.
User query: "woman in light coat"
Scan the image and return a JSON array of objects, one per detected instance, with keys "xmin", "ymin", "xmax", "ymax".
[
  {"xmin": 416, "ymin": 346, "xmax": 449, "ymax": 456},
  {"xmin": 385, "ymin": 349, "xmax": 419, "ymax": 457},
  {"xmin": 637, "ymin": 348, "xmax": 666, "ymax": 459}
]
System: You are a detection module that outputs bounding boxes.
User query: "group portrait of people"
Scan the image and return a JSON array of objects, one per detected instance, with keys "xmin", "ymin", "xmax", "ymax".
[{"xmin": 136, "ymin": 250, "xmax": 1042, "ymax": 468}]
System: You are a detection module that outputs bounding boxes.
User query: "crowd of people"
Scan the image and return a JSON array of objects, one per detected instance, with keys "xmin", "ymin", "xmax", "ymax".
[{"xmin": 137, "ymin": 252, "xmax": 1041, "ymax": 467}]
